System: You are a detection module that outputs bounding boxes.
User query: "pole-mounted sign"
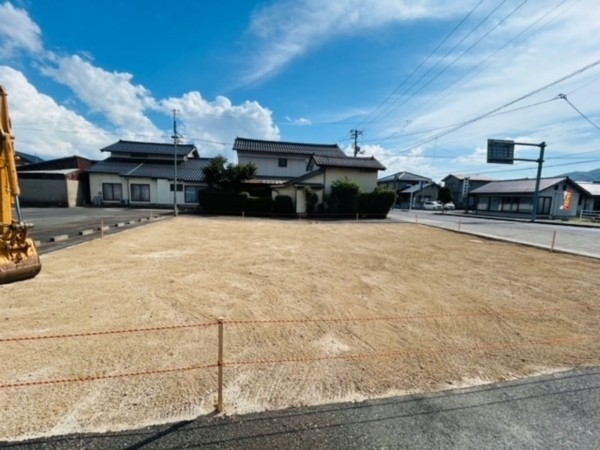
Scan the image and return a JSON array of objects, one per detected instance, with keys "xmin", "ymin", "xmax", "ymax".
[
  {"xmin": 487, "ymin": 139, "xmax": 515, "ymax": 164},
  {"xmin": 486, "ymin": 139, "xmax": 546, "ymax": 222}
]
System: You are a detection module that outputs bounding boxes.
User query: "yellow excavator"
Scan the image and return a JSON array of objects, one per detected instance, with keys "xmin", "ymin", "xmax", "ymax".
[{"xmin": 0, "ymin": 85, "xmax": 41, "ymax": 284}]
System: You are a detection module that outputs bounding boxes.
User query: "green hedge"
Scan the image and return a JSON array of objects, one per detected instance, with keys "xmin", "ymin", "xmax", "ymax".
[
  {"xmin": 358, "ymin": 188, "xmax": 396, "ymax": 217},
  {"xmin": 273, "ymin": 195, "xmax": 294, "ymax": 214},
  {"xmin": 198, "ymin": 190, "xmax": 272, "ymax": 213}
]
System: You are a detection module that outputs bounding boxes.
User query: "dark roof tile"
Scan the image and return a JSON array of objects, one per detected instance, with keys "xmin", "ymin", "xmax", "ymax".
[
  {"xmin": 88, "ymin": 157, "xmax": 210, "ymax": 182},
  {"xmin": 311, "ymin": 155, "xmax": 386, "ymax": 170},
  {"xmin": 234, "ymin": 137, "xmax": 346, "ymax": 157},
  {"xmin": 470, "ymin": 177, "xmax": 569, "ymax": 194},
  {"xmin": 100, "ymin": 140, "xmax": 197, "ymax": 157}
]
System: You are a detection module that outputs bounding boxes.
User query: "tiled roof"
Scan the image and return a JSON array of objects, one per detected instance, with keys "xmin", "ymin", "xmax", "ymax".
[
  {"xmin": 575, "ymin": 182, "xmax": 600, "ymax": 196},
  {"xmin": 378, "ymin": 171, "xmax": 432, "ymax": 183},
  {"xmin": 442, "ymin": 174, "xmax": 498, "ymax": 182},
  {"xmin": 470, "ymin": 177, "xmax": 570, "ymax": 194},
  {"xmin": 233, "ymin": 137, "xmax": 346, "ymax": 157},
  {"xmin": 88, "ymin": 157, "xmax": 211, "ymax": 182},
  {"xmin": 399, "ymin": 182, "xmax": 437, "ymax": 194},
  {"xmin": 16, "ymin": 151, "xmax": 45, "ymax": 164},
  {"xmin": 311, "ymin": 155, "xmax": 386, "ymax": 170},
  {"xmin": 100, "ymin": 140, "xmax": 198, "ymax": 157}
]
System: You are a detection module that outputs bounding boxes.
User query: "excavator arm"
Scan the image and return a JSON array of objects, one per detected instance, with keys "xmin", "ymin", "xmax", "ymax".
[{"xmin": 0, "ymin": 85, "xmax": 41, "ymax": 284}]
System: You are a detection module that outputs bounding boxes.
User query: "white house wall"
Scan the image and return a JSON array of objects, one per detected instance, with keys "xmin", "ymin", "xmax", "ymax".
[
  {"xmin": 90, "ymin": 174, "xmax": 203, "ymax": 206},
  {"xmin": 324, "ymin": 168, "xmax": 378, "ymax": 193},
  {"xmin": 238, "ymin": 152, "xmax": 311, "ymax": 178}
]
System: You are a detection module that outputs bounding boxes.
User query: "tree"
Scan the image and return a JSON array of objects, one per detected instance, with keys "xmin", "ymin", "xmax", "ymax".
[
  {"xmin": 202, "ymin": 155, "xmax": 257, "ymax": 192},
  {"xmin": 437, "ymin": 186, "xmax": 453, "ymax": 214}
]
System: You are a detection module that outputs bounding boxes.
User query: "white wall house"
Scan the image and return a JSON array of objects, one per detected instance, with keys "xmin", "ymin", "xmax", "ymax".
[
  {"xmin": 234, "ymin": 137, "xmax": 348, "ymax": 182},
  {"xmin": 88, "ymin": 140, "xmax": 210, "ymax": 207},
  {"xmin": 270, "ymin": 153, "xmax": 386, "ymax": 213}
]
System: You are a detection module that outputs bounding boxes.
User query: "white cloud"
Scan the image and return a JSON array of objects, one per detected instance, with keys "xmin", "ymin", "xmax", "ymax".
[
  {"xmin": 285, "ymin": 116, "xmax": 312, "ymax": 126},
  {"xmin": 0, "ymin": 2, "xmax": 42, "ymax": 58},
  {"xmin": 0, "ymin": 66, "xmax": 112, "ymax": 160},
  {"xmin": 361, "ymin": 1, "xmax": 600, "ymax": 178},
  {"xmin": 242, "ymin": 0, "xmax": 472, "ymax": 84},
  {"xmin": 40, "ymin": 55, "xmax": 161, "ymax": 137},
  {"xmin": 159, "ymin": 91, "xmax": 280, "ymax": 157}
]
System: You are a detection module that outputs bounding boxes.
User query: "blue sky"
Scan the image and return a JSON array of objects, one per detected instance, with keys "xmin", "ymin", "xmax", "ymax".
[{"xmin": 1, "ymin": 0, "xmax": 600, "ymax": 182}]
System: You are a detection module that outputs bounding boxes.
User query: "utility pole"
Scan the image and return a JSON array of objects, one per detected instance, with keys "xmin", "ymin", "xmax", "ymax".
[
  {"xmin": 350, "ymin": 129, "xmax": 363, "ymax": 157},
  {"xmin": 172, "ymin": 109, "xmax": 180, "ymax": 217}
]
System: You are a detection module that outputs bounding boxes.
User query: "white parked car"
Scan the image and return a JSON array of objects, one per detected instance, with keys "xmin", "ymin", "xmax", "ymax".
[
  {"xmin": 443, "ymin": 202, "xmax": 455, "ymax": 210},
  {"xmin": 423, "ymin": 201, "xmax": 443, "ymax": 210}
]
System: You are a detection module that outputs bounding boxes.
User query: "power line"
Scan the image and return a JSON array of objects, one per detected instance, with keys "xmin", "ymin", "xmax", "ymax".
[
  {"xmin": 362, "ymin": 97, "xmax": 559, "ymax": 145},
  {"xmin": 370, "ymin": 0, "xmax": 517, "ymax": 134},
  {"xmin": 390, "ymin": 57, "xmax": 600, "ymax": 155},
  {"xmin": 372, "ymin": 0, "xmax": 573, "ymax": 144},
  {"xmin": 557, "ymin": 93, "xmax": 600, "ymax": 131},
  {"xmin": 355, "ymin": 0, "xmax": 487, "ymax": 130}
]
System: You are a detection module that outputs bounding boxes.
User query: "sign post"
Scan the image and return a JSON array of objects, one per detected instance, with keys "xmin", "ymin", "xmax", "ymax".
[{"xmin": 487, "ymin": 139, "xmax": 546, "ymax": 222}]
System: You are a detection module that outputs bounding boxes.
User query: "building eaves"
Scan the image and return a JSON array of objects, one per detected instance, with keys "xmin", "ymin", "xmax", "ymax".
[
  {"xmin": 233, "ymin": 137, "xmax": 346, "ymax": 157},
  {"xmin": 311, "ymin": 155, "xmax": 386, "ymax": 170},
  {"xmin": 575, "ymin": 182, "xmax": 600, "ymax": 196}
]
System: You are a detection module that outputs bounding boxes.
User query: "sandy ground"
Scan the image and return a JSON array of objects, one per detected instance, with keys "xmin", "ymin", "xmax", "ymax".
[{"xmin": 0, "ymin": 216, "xmax": 599, "ymax": 441}]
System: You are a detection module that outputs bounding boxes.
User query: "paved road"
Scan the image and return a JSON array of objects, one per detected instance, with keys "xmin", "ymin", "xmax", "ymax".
[
  {"xmin": 2, "ymin": 367, "xmax": 598, "ymax": 449},
  {"xmin": 389, "ymin": 209, "xmax": 600, "ymax": 259},
  {"xmin": 20, "ymin": 207, "xmax": 172, "ymax": 254}
]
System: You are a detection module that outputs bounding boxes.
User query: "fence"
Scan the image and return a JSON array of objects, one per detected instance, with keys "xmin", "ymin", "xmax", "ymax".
[
  {"xmin": 579, "ymin": 209, "xmax": 600, "ymax": 222},
  {"xmin": 1, "ymin": 304, "xmax": 599, "ymax": 415}
]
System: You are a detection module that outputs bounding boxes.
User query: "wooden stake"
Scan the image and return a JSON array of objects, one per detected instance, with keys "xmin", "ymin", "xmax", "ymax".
[
  {"xmin": 217, "ymin": 317, "xmax": 224, "ymax": 413},
  {"xmin": 551, "ymin": 230, "xmax": 557, "ymax": 252}
]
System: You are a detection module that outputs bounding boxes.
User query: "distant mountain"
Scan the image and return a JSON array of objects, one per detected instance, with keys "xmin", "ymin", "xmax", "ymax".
[{"xmin": 560, "ymin": 167, "xmax": 600, "ymax": 182}]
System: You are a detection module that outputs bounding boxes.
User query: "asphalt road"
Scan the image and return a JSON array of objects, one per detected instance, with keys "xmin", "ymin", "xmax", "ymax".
[
  {"xmin": 2, "ymin": 368, "xmax": 598, "ymax": 449},
  {"xmin": 388, "ymin": 209, "xmax": 600, "ymax": 259},
  {"xmin": 20, "ymin": 207, "xmax": 173, "ymax": 254}
]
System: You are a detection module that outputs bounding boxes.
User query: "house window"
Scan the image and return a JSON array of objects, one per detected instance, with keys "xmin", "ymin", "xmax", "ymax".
[
  {"xmin": 131, "ymin": 183, "xmax": 150, "ymax": 202},
  {"xmin": 477, "ymin": 197, "xmax": 490, "ymax": 210},
  {"xmin": 102, "ymin": 183, "xmax": 122, "ymax": 201},
  {"xmin": 278, "ymin": 158, "xmax": 288, "ymax": 167},
  {"xmin": 169, "ymin": 183, "xmax": 183, "ymax": 192},
  {"xmin": 185, "ymin": 186, "xmax": 199, "ymax": 203}
]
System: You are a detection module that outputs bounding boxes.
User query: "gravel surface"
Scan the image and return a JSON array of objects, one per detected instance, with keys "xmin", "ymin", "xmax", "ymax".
[{"xmin": 1, "ymin": 216, "xmax": 598, "ymax": 441}]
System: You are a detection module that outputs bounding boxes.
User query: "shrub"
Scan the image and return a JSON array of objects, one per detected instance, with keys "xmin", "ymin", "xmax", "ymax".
[
  {"xmin": 329, "ymin": 177, "xmax": 360, "ymax": 214},
  {"xmin": 358, "ymin": 187, "xmax": 397, "ymax": 218},
  {"xmin": 305, "ymin": 187, "xmax": 319, "ymax": 213},
  {"xmin": 198, "ymin": 189, "xmax": 271, "ymax": 214},
  {"xmin": 273, "ymin": 195, "xmax": 295, "ymax": 214}
]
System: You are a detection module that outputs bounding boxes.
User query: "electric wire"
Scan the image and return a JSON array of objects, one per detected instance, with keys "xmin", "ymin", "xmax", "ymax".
[
  {"xmin": 364, "ymin": 0, "xmax": 509, "ymax": 132},
  {"xmin": 390, "ymin": 57, "xmax": 600, "ymax": 155},
  {"xmin": 372, "ymin": 0, "xmax": 573, "ymax": 145},
  {"xmin": 356, "ymin": 0, "xmax": 487, "ymax": 130},
  {"xmin": 557, "ymin": 94, "xmax": 600, "ymax": 131}
]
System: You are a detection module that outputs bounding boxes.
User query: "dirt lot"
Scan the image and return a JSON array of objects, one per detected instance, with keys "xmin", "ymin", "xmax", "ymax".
[{"xmin": 1, "ymin": 216, "xmax": 599, "ymax": 441}]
